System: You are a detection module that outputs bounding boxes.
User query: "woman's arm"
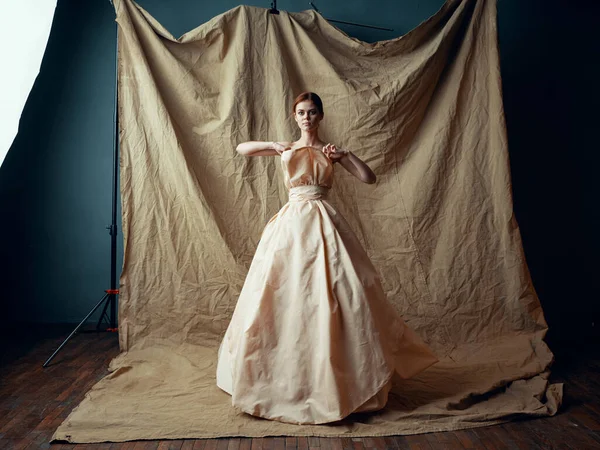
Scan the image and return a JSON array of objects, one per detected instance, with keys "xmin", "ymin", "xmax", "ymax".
[
  {"xmin": 236, "ymin": 141, "xmax": 290, "ymax": 157},
  {"xmin": 323, "ymin": 144, "xmax": 376, "ymax": 184}
]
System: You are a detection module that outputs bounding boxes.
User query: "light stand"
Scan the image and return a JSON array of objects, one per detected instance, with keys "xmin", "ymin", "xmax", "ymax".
[{"xmin": 43, "ymin": 19, "xmax": 120, "ymax": 367}]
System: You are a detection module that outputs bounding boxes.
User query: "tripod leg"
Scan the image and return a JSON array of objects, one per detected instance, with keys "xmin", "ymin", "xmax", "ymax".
[
  {"xmin": 96, "ymin": 293, "xmax": 112, "ymax": 331},
  {"xmin": 43, "ymin": 293, "xmax": 110, "ymax": 367}
]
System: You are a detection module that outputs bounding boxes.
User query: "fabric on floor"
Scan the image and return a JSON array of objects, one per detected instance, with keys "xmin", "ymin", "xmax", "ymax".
[{"xmin": 53, "ymin": 0, "xmax": 563, "ymax": 443}]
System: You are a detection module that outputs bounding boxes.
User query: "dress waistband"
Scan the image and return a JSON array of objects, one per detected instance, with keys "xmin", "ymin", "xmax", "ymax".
[{"xmin": 288, "ymin": 185, "xmax": 330, "ymax": 202}]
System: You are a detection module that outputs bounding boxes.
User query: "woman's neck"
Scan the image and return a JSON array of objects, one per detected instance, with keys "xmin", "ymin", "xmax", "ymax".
[{"xmin": 296, "ymin": 130, "xmax": 321, "ymax": 148}]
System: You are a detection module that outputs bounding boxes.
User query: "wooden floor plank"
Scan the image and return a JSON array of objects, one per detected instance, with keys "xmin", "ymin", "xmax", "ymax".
[
  {"xmin": 297, "ymin": 437, "xmax": 308, "ymax": 450},
  {"xmin": 389, "ymin": 436, "xmax": 409, "ymax": 450},
  {"xmin": 351, "ymin": 440, "xmax": 365, "ymax": 450},
  {"xmin": 427, "ymin": 430, "xmax": 465, "ymax": 450},
  {"xmin": 285, "ymin": 437, "xmax": 298, "ymax": 450},
  {"xmin": 328, "ymin": 438, "xmax": 343, "ymax": 450},
  {"xmin": 339, "ymin": 437, "xmax": 353, "ymax": 450},
  {"xmin": 319, "ymin": 437, "xmax": 332, "ymax": 450},
  {"xmin": 182, "ymin": 440, "xmax": 197, "ymax": 450},
  {"xmin": 227, "ymin": 438, "xmax": 241, "ymax": 450},
  {"xmin": 307, "ymin": 437, "xmax": 320, "ymax": 448},
  {"xmin": 204, "ymin": 439, "xmax": 220, "ymax": 450}
]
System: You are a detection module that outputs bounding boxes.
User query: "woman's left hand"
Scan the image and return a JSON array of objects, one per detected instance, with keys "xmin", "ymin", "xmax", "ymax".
[{"xmin": 322, "ymin": 143, "xmax": 347, "ymax": 163}]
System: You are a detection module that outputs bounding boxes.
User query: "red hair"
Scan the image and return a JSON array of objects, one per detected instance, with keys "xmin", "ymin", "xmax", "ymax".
[{"xmin": 292, "ymin": 92, "xmax": 324, "ymax": 115}]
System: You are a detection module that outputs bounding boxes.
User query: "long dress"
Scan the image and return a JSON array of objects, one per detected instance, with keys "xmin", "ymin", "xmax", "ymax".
[{"xmin": 216, "ymin": 146, "xmax": 438, "ymax": 425}]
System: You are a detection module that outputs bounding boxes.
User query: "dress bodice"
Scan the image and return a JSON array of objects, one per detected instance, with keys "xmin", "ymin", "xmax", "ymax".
[{"xmin": 281, "ymin": 147, "xmax": 333, "ymax": 190}]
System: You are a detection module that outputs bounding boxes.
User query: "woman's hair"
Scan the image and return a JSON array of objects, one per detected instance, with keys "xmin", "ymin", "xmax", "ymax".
[{"xmin": 292, "ymin": 92, "xmax": 324, "ymax": 116}]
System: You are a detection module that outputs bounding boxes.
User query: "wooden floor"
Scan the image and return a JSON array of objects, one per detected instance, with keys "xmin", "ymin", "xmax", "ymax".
[{"xmin": 1, "ymin": 325, "xmax": 599, "ymax": 450}]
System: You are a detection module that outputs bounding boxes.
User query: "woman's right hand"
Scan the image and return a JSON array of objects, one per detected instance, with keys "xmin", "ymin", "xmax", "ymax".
[{"xmin": 271, "ymin": 142, "xmax": 288, "ymax": 155}]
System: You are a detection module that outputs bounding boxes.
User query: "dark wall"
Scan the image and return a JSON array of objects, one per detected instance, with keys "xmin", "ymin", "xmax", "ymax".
[
  {"xmin": 1, "ymin": 0, "xmax": 598, "ymax": 343},
  {"xmin": 498, "ymin": 0, "xmax": 600, "ymax": 344}
]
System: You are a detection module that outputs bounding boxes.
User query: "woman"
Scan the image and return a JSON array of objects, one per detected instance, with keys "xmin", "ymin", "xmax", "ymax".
[{"xmin": 216, "ymin": 92, "xmax": 438, "ymax": 425}]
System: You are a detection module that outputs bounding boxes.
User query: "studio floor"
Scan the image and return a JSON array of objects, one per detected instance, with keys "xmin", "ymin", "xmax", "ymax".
[{"xmin": 1, "ymin": 325, "xmax": 598, "ymax": 450}]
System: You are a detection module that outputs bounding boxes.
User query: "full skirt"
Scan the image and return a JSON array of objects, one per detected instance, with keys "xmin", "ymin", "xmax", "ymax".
[{"xmin": 216, "ymin": 197, "xmax": 438, "ymax": 424}]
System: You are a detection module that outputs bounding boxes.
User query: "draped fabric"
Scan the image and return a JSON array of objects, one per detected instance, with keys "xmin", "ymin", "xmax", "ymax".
[{"xmin": 53, "ymin": 0, "xmax": 562, "ymax": 443}]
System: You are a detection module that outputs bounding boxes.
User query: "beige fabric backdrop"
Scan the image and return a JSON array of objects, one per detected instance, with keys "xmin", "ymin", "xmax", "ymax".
[{"xmin": 53, "ymin": 0, "xmax": 563, "ymax": 443}]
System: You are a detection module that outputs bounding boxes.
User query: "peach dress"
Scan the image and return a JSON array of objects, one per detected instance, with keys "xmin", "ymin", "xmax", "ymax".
[{"xmin": 216, "ymin": 147, "xmax": 438, "ymax": 424}]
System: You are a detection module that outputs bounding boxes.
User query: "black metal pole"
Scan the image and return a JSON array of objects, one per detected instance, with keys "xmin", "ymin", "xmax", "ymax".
[{"xmin": 109, "ymin": 26, "xmax": 120, "ymax": 330}]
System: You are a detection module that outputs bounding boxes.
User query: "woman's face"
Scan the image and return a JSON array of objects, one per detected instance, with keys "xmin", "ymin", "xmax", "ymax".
[{"xmin": 294, "ymin": 100, "xmax": 322, "ymax": 131}]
